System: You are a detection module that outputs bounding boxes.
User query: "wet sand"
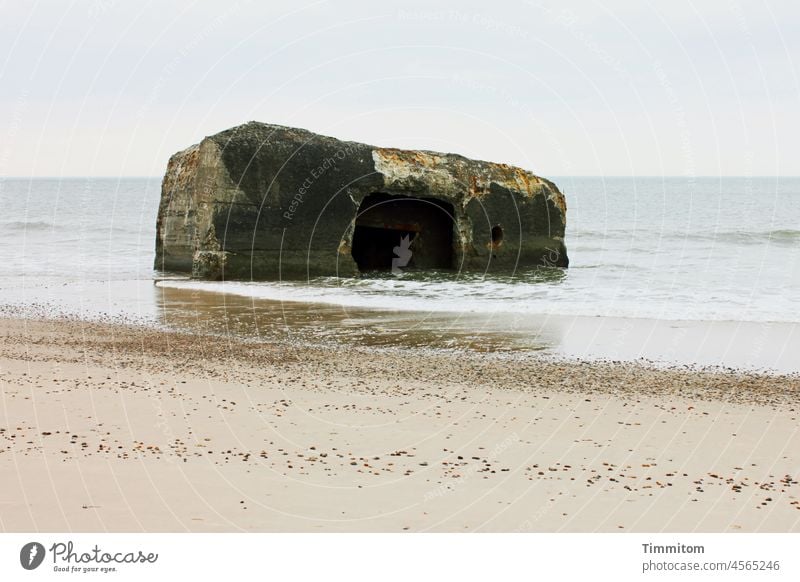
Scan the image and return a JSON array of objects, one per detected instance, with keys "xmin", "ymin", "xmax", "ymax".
[
  {"xmin": 4, "ymin": 281, "xmax": 799, "ymax": 374},
  {"xmin": 1, "ymin": 316, "xmax": 799, "ymax": 532}
]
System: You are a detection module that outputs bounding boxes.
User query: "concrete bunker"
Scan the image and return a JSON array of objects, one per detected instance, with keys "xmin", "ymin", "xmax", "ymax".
[
  {"xmin": 351, "ymin": 193, "xmax": 455, "ymax": 272},
  {"xmin": 154, "ymin": 122, "xmax": 569, "ymax": 280}
]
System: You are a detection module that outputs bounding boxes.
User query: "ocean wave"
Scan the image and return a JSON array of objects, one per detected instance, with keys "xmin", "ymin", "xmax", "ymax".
[
  {"xmin": 572, "ymin": 228, "xmax": 800, "ymax": 245},
  {"xmin": 688, "ymin": 229, "xmax": 800, "ymax": 245},
  {"xmin": 768, "ymin": 229, "xmax": 800, "ymax": 242},
  {"xmin": 0, "ymin": 220, "xmax": 147, "ymax": 237},
  {"xmin": 1, "ymin": 220, "xmax": 58, "ymax": 232}
]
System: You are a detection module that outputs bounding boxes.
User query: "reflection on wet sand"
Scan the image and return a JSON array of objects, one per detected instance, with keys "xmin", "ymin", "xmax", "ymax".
[
  {"xmin": 154, "ymin": 285, "xmax": 562, "ymax": 353},
  {"xmin": 154, "ymin": 283, "xmax": 800, "ymax": 374}
]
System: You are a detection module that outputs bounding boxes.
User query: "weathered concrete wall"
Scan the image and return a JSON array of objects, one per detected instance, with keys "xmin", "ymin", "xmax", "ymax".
[{"xmin": 155, "ymin": 122, "xmax": 568, "ymax": 279}]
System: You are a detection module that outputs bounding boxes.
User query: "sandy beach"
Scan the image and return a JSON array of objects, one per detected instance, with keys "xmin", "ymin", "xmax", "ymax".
[{"xmin": 1, "ymin": 316, "xmax": 798, "ymax": 532}]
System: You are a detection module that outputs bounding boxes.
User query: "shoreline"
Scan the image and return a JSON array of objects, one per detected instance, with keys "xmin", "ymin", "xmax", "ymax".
[
  {"xmin": 2, "ymin": 280, "xmax": 800, "ymax": 375},
  {"xmin": 1, "ymin": 316, "xmax": 799, "ymax": 532}
]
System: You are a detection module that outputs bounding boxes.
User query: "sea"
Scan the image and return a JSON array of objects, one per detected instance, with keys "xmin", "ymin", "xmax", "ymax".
[{"xmin": 1, "ymin": 176, "xmax": 798, "ymax": 373}]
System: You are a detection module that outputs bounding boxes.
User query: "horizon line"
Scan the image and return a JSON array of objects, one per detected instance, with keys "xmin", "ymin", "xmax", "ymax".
[{"xmin": 3, "ymin": 175, "xmax": 800, "ymax": 180}]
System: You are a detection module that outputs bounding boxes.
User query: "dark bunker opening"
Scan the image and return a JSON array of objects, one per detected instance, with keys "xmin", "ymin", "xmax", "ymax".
[{"xmin": 351, "ymin": 193, "xmax": 455, "ymax": 272}]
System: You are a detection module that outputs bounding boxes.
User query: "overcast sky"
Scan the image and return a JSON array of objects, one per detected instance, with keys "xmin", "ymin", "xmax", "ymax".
[{"xmin": 1, "ymin": 0, "xmax": 798, "ymax": 177}]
